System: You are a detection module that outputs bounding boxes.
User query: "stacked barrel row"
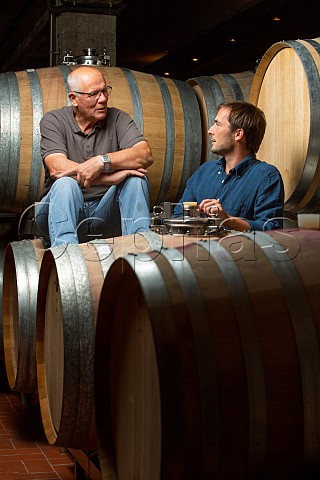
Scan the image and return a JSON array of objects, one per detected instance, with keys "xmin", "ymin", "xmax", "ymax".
[
  {"xmin": 1, "ymin": 229, "xmax": 320, "ymax": 480},
  {"xmin": 0, "ymin": 64, "xmax": 253, "ymax": 215},
  {"xmin": 95, "ymin": 229, "xmax": 320, "ymax": 480},
  {"xmin": 1, "ymin": 38, "xmax": 320, "ymax": 216}
]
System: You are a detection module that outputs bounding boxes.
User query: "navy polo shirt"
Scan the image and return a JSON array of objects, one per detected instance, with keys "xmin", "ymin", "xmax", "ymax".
[{"xmin": 172, "ymin": 154, "xmax": 284, "ymax": 231}]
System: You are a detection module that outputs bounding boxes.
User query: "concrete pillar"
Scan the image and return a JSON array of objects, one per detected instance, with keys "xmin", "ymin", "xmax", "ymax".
[
  {"xmin": 50, "ymin": 0, "xmax": 119, "ymax": 66},
  {"xmin": 55, "ymin": 12, "xmax": 116, "ymax": 66}
]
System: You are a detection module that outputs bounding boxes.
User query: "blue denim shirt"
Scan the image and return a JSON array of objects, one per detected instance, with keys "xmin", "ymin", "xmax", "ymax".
[{"xmin": 172, "ymin": 154, "xmax": 284, "ymax": 231}]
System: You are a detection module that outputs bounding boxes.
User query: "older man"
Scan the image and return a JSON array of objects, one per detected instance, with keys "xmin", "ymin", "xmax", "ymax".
[{"xmin": 36, "ymin": 66, "xmax": 153, "ymax": 247}]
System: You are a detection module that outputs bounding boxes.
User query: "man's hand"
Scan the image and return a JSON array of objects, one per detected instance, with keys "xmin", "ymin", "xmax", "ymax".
[
  {"xmin": 199, "ymin": 198, "xmax": 250, "ymax": 231},
  {"xmin": 56, "ymin": 156, "xmax": 104, "ymax": 189},
  {"xmin": 199, "ymin": 198, "xmax": 224, "ymax": 218}
]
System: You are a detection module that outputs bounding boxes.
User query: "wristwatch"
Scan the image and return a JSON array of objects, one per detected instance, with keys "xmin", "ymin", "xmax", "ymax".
[{"xmin": 101, "ymin": 154, "xmax": 112, "ymax": 172}]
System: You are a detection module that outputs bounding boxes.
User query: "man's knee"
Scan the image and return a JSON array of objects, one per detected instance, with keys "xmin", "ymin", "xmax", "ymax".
[
  {"xmin": 123, "ymin": 175, "xmax": 150, "ymax": 193},
  {"xmin": 50, "ymin": 177, "xmax": 80, "ymax": 195}
]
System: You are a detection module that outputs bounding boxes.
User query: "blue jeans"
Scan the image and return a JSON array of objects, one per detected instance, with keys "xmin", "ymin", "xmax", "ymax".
[{"xmin": 35, "ymin": 176, "xmax": 151, "ymax": 247}]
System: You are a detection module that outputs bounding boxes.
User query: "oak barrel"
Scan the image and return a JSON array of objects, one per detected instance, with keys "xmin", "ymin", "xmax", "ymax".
[
  {"xmin": 249, "ymin": 38, "xmax": 320, "ymax": 213},
  {"xmin": 0, "ymin": 242, "xmax": 7, "ymax": 363},
  {"xmin": 187, "ymin": 71, "xmax": 254, "ymax": 163},
  {"xmin": 36, "ymin": 231, "xmax": 211, "ymax": 449},
  {"xmin": 2, "ymin": 239, "xmax": 45, "ymax": 392},
  {"xmin": 94, "ymin": 229, "xmax": 320, "ymax": 480},
  {"xmin": 0, "ymin": 65, "xmax": 201, "ymax": 213}
]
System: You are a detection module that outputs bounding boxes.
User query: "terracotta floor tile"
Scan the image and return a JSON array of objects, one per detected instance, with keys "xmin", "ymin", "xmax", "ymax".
[
  {"xmin": 26, "ymin": 476, "xmax": 60, "ymax": 479},
  {"xmin": 0, "ymin": 437, "xmax": 14, "ymax": 449},
  {"xmin": 15, "ymin": 474, "xmax": 60, "ymax": 479},
  {"xmin": 1, "ymin": 416, "xmax": 26, "ymax": 430},
  {"xmin": 0, "ymin": 452, "xmax": 44, "ymax": 461},
  {"xmin": 24, "ymin": 458, "xmax": 55, "ymax": 473},
  {"xmin": 0, "ymin": 405, "xmax": 15, "ymax": 414},
  {"xmin": 52, "ymin": 464, "xmax": 75, "ymax": 480},
  {"xmin": 48, "ymin": 454, "xmax": 74, "ymax": 466},
  {"xmin": 0, "ymin": 422, "xmax": 6, "ymax": 432},
  {"xmin": 40, "ymin": 447, "xmax": 73, "ymax": 461},
  {"xmin": 23, "ymin": 475, "xmax": 60, "ymax": 479},
  {"xmin": 0, "ymin": 458, "xmax": 28, "ymax": 473},
  {"xmin": 5, "ymin": 396, "xmax": 21, "ymax": 406},
  {"xmin": 47, "ymin": 455, "xmax": 74, "ymax": 468},
  {"xmin": 0, "ymin": 368, "xmax": 105, "ymax": 479},
  {"xmin": 11, "ymin": 439, "xmax": 43, "ymax": 450},
  {"xmin": 0, "ymin": 474, "xmax": 24, "ymax": 480}
]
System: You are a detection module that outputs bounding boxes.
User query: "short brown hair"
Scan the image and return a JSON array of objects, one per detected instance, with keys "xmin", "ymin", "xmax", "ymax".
[{"xmin": 217, "ymin": 101, "xmax": 266, "ymax": 153}]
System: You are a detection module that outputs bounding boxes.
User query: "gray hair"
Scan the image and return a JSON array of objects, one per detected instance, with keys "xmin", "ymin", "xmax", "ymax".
[{"xmin": 67, "ymin": 71, "xmax": 81, "ymax": 94}]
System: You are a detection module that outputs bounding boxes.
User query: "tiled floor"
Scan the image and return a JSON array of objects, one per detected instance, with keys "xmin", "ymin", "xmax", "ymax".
[{"xmin": 0, "ymin": 365, "xmax": 75, "ymax": 480}]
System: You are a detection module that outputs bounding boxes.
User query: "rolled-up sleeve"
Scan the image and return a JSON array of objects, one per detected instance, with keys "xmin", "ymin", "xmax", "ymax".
[{"xmin": 40, "ymin": 112, "xmax": 68, "ymax": 159}]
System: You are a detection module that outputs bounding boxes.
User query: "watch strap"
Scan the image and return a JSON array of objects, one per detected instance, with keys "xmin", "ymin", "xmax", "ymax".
[{"xmin": 101, "ymin": 154, "xmax": 111, "ymax": 172}]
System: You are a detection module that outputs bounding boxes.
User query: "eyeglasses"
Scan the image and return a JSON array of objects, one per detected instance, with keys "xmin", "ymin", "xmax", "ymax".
[{"xmin": 73, "ymin": 85, "xmax": 112, "ymax": 99}]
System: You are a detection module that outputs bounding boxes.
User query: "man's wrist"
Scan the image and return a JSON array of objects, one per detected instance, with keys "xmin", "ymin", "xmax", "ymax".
[{"xmin": 100, "ymin": 154, "xmax": 112, "ymax": 172}]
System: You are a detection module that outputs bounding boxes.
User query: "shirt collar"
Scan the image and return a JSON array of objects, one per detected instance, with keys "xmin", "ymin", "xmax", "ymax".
[
  {"xmin": 68, "ymin": 106, "xmax": 82, "ymax": 133},
  {"xmin": 94, "ymin": 117, "xmax": 106, "ymax": 130},
  {"xmin": 217, "ymin": 153, "xmax": 257, "ymax": 177}
]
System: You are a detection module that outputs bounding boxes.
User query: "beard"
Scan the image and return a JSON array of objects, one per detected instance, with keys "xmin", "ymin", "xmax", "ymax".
[{"xmin": 211, "ymin": 137, "xmax": 235, "ymax": 156}]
